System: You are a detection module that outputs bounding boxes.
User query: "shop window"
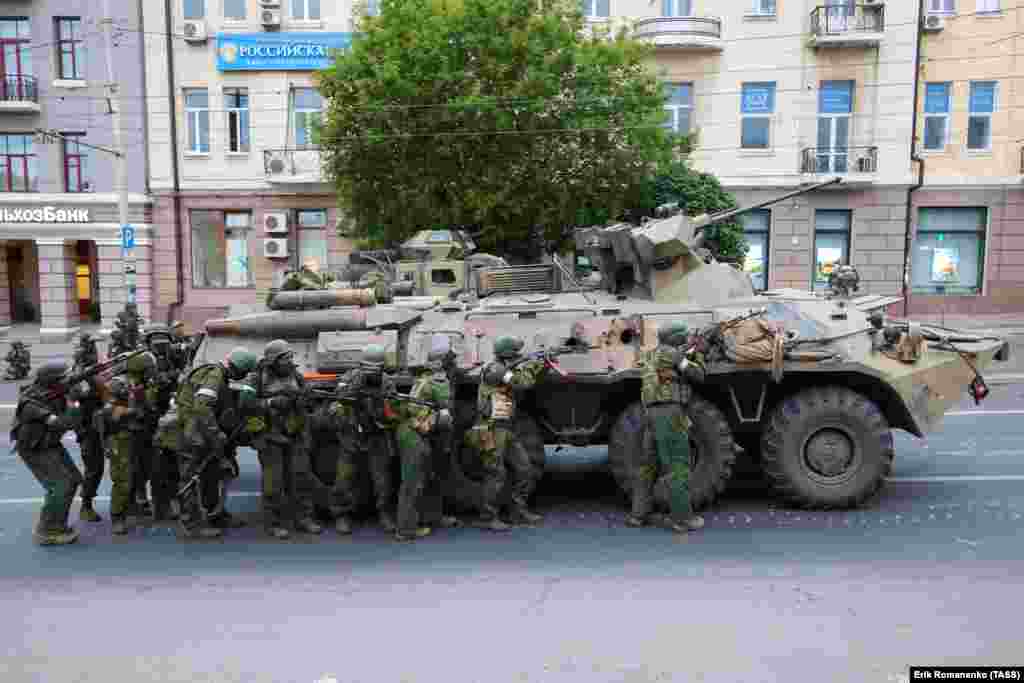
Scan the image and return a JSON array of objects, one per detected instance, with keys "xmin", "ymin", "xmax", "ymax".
[
  {"xmin": 191, "ymin": 209, "xmax": 254, "ymax": 288},
  {"xmin": 432, "ymin": 268, "xmax": 457, "ymax": 285},
  {"xmin": 912, "ymin": 207, "xmax": 986, "ymax": 295},
  {"xmin": 813, "ymin": 209, "xmax": 851, "ymax": 290},
  {"xmin": 742, "ymin": 209, "xmax": 770, "ymax": 292},
  {"xmin": 741, "ymin": 82, "xmax": 775, "ymax": 150},
  {"xmin": 296, "ymin": 209, "xmax": 328, "ymax": 271}
]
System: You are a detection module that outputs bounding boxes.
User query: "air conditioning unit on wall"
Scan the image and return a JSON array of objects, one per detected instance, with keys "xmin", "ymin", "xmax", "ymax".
[
  {"xmin": 259, "ymin": 0, "xmax": 280, "ymax": 6},
  {"xmin": 264, "ymin": 238, "xmax": 289, "ymax": 258},
  {"xmin": 183, "ymin": 20, "xmax": 207, "ymax": 43},
  {"xmin": 263, "ymin": 211, "xmax": 289, "ymax": 234},
  {"xmin": 922, "ymin": 15, "xmax": 945, "ymax": 32},
  {"xmin": 261, "ymin": 9, "xmax": 282, "ymax": 27}
]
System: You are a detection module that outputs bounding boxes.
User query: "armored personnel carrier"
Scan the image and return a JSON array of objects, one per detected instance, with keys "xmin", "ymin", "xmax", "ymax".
[{"xmin": 195, "ymin": 178, "xmax": 1009, "ymax": 513}]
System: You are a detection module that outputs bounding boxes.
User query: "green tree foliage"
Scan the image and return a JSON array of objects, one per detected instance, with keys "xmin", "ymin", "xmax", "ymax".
[{"xmin": 317, "ymin": 0, "xmax": 680, "ymax": 258}]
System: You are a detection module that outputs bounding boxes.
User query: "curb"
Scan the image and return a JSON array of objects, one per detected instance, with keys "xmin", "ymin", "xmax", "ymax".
[{"xmin": 986, "ymin": 374, "xmax": 1024, "ymax": 386}]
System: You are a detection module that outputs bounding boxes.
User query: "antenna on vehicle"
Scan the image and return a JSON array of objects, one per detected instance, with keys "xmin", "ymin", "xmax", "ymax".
[{"xmin": 550, "ymin": 252, "xmax": 596, "ymax": 305}]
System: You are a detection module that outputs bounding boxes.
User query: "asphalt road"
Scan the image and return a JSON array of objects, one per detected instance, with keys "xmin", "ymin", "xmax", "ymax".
[{"xmin": 1, "ymin": 387, "xmax": 1023, "ymax": 683}]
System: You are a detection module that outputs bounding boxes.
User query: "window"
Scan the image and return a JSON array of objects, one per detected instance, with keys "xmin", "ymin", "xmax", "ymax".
[
  {"xmin": 816, "ymin": 80, "xmax": 853, "ymax": 173},
  {"xmin": 224, "ymin": 0, "xmax": 246, "ymax": 20},
  {"xmin": 427, "ymin": 230, "xmax": 452, "ymax": 243},
  {"xmin": 292, "ymin": 88, "xmax": 323, "ymax": 148},
  {"xmin": 923, "ymin": 82, "xmax": 951, "ymax": 151},
  {"xmin": 184, "ymin": 0, "xmax": 205, "ymax": 20},
  {"xmin": 191, "ymin": 210, "xmax": 254, "ymax": 288},
  {"xmin": 663, "ymin": 83, "xmax": 693, "ymax": 134},
  {"xmin": 296, "ymin": 209, "xmax": 328, "ymax": 272},
  {"xmin": 185, "ymin": 88, "xmax": 210, "ymax": 154},
  {"xmin": 742, "ymin": 210, "xmax": 770, "ymax": 292},
  {"xmin": 0, "ymin": 134, "xmax": 37, "ymax": 192},
  {"xmin": 661, "ymin": 0, "xmax": 692, "ymax": 16},
  {"xmin": 62, "ymin": 133, "xmax": 89, "ymax": 192},
  {"xmin": 977, "ymin": 0, "xmax": 999, "ymax": 13},
  {"xmin": 741, "ymin": 82, "xmax": 775, "ymax": 149},
  {"xmin": 432, "ymin": 269, "xmax": 457, "ymax": 285},
  {"xmin": 813, "ymin": 210, "xmax": 851, "ymax": 289},
  {"xmin": 366, "ymin": 0, "xmax": 380, "ymax": 16},
  {"xmin": 749, "ymin": 0, "xmax": 776, "ymax": 15},
  {"xmin": 0, "ymin": 18, "xmax": 33, "ymax": 101},
  {"xmin": 912, "ymin": 208, "xmax": 986, "ymax": 295},
  {"xmin": 291, "ymin": 0, "xmax": 321, "ymax": 20},
  {"xmin": 928, "ymin": 0, "xmax": 954, "ymax": 13},
  {"xmin": 968, "ymin": 81, "xmax": 996, "ymax": 151},
  {"xmin": 56, "ymin": 18, "xmax": 85, "ymax": 80},
  {"xmin": 581, "ymin": 0, "xmax": 610, "ymax": 18},
  {"xmin": 225, "ymin": 88, "xmax": 249, "ymax": 153}
]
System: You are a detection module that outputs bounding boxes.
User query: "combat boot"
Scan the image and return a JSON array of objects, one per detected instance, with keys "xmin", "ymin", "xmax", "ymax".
[
  {"xmin": 209, "ymin": 512, "xmax": 246, "ymax": 529},
  {"xmin": 507, "ymin": 507, "xmax": 544, "ymax": 525},
  {"xmin": 378, "ymin": 512, "xmax": 397, "ymax": 533},
  {"xmin": 111, "ymin": 516, "xmax": 130, "ymax": 535},
  {"xmin": 471, "ymin": 516, "xmax": 511, "ymax": 532},
  {"xmin": 34, "ymin": 526, "xmax": 80, "ymax": 546},
  {"xmin": 296, "ymin": 518, "xmax": 323, "ymax": 535},
  {"xmin": 438, "ymin": 515, "xmax": 462, "ymax": 528},
  {"xmin": 79, "ymin": 499, "xmax": 102, "ymax": 523},
  {"xmin": 334, "ymin": 516, "xmax": 353, "ymax": 535},
  {"xmin": 267, "ymin": 526, "xmax": 291, "ymax": 540},
  {"xmin": 395, "ymin": 526, "xmax": 432, "ymax": 542},
  {"xmin": 177, "ymin": 523, "xmax": 223, "ymax": 540},
  {"xmin": 624, "ymin": 513, "xmax": 647, "ymax": 528}
]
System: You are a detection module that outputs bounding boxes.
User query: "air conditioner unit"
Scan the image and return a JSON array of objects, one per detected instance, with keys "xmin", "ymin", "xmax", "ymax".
[
  {"xmin": 922, "ymin": 15, "xmax": 945, "ymax": 32},
  {"xmin": 261, "ymin": 9, "xmax": 282, "ymax": 26},
  {"xmin": 266, "ymin": 151, "xmax": 288, "ymax": 175},
  {"xmin": 263, "ymin": 211, "xmax": 289, "ymax": 234},
  {"xmin": 259, "ymin": 0, "xmax": 280, "ymax": 6},
  {"xmin": 856, "ymin": 156, "xmax": 875, "ymax": 173},
  {"xmin": 263, "ymin": 238, "xmax": 289, "ymax": 258},
  {"xmin": 182, "ymin": 20, "xmax": 207, "ymax": 43}
]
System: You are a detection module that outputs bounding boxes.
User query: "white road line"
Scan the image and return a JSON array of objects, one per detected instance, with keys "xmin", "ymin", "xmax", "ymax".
[
  {"xmin": 888, "ymin": 475, "xmax": 1024, "ymax": 482},
  {"xmin": 0, "ymin": 491, "xmax": 262, "ymax": 506},
  {"xmin": 945, "ymin": 410, "xmax": 1024, "ymax": 416}
]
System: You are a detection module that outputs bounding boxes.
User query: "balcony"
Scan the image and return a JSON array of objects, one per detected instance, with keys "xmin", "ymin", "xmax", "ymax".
[
  {"xmin": 809, "ymin": 4, "xmax": 885, "ymax": 48},
  {"xmin": 633, "ymin": 16, "xmax": 723, "ymax": 51},
  {"xmin": 800, "ymin": 146, "xmax": 878, "ymax": 186},
  {"xmin": 0, "ymin": 76, "xmax": 40, "ymax": 113},
  {"xmin": 263, "ymin": 148, "xmax": 325, "ymax": 184}
]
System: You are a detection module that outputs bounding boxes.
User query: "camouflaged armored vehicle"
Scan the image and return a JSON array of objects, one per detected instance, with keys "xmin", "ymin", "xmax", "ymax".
[{"xmin": 195, "ymin": 178, "xmax": 1009, "ymax": 513}]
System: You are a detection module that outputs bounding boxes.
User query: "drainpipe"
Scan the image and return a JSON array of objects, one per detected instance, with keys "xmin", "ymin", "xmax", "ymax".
[
  {"xmin": 165, "ymin": 0, "xmax": 185, "ymax": 325},
  {"xmin": 902, "ymin": 0, "xmax": 926, "ymax": 317}
]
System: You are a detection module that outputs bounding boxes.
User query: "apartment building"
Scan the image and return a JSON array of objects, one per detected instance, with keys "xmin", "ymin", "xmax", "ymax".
[
  {"xmin": 0, "ymin": 1, "xmax": 150, "ymax": 341},
  {"xmin": 144, "ymin": 0, "xmax": 364, "ymax": 327}
]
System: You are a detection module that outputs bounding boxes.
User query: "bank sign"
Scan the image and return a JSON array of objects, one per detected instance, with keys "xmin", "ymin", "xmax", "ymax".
[
  {"xmin": 216, "ymin": 33, "xmax": 353, "ymax": 71},
  {"xmin": 1, "ymin": 207, "xmax": 90, "ymax": 223}
]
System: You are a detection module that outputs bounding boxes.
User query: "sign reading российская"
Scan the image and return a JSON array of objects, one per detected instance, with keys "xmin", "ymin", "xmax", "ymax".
[
  {"xmin": 216, "ymin": 33, "xmax": 353, "ymax": 71},
  {"xmin": 0, "ymin": 207, "xmax": 90, "ymax": 223}
]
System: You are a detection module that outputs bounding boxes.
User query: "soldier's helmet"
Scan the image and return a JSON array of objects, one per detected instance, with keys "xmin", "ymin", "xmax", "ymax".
[
  {"xmin": 126, "ymin": 351, "xmax": 157, "ymax": 377},
  {"xmin": 264, "ymin": 339, "xmax": 294, "ymax": 363},
  {"xmin": 362, "ymin": 344, "xmax": 387, "ymax": 368},
  {"xmin": 225, "ymin": 347, "xmax": 259, "ymax": 379},
  {"xmin": 657, "ymin": 321, "xmax": 690, "ymax": 348},
  {"xmin": 35, "ymin": 361, "xmax": 68, "ymax": 386},
  {"xmin": 493, "ymin": 335, "xmax": 524, "ymax": 360}
]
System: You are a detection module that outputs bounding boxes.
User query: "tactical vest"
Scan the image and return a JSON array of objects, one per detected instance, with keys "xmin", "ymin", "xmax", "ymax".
[
  {"xmin": 12, "ymin": 384, "xmax": 64, "ymax": 449},
  {"xmin": 477, "ymin": 361, "xmax": 515, "ymax": 422}
]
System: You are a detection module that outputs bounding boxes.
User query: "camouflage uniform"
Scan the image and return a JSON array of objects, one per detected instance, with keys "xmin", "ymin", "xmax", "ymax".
[
  {"xmin": 142, "ymin": 331, "xmax": 182, "ymax": 520},
  {"xmin": 472, "ymin": 335, "xmax": 549, "ymax": 529},
  {"xmin": 630, "ymin": 322, "xmax": 706, "ymax": 533},
  {"xmin": 12, "ymin": 363, "xmax": 83, "ymax": 545},
  {"xmin": 70, "ymin": 334, "xmax": 104, "ymax": 522},
  {"xmin": 101, "ymin": 352, "xmax": 159, "ymax": 535},
  {"xmin": 281, "ymin": 265, "xmax": 336, "ymax": 291},
  {"xmin": 4, "ymin": 341, "xmax": 31, "ymax": 380},
  {"xmin": 415, "ymin": 340, "xmax": 461, "ymax": 530},
  {"xmin": 175, "ymin": 348, "xmax": 258, "ymax": 539},
  {"xmin": 244, "ymin": 340, "xmax": 322, "ymax": 539}
]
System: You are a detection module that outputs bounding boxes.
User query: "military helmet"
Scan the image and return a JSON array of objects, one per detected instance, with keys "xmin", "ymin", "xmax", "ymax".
[
  {"xmin": 226, "ymin": 347, "xmax": 259, "ymax": 376},
  {"xmin": 264, "ymin": 339, "xmax": 293, "ymax": 363},
  {"xmin": 35, "ymin": 361, "xmax": 68, "ymax": 386},
  {"xmin": 362, "ymin": 344, "xmax": 387, "ymax": 367},
  {"xmin": 493, "ymin": 335, "xmax": 524, "ymax": 360},
  {"xmin": 126, "ymin": 351, "xmax": 157, "ymax": 376},
  {"xmin": 657, "ymin": 321, "xmax": 690, "ymax": 348}
]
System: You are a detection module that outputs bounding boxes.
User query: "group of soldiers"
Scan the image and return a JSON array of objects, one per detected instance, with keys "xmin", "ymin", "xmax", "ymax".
[{"xmin": 12, "ymin": 309, "xmax": 708, "ymax": 546}]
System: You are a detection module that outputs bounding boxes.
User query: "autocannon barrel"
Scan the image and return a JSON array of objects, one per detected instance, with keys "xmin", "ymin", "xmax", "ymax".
[
  {"xmin": 204, "ymin": 307, "xmax": 422, "ymax": 337},
  {"xmin": 267, "ymin": 288, "xmax": 376, "ymax": 310}
]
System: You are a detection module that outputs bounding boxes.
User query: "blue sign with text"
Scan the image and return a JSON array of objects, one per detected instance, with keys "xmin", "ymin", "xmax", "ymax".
[
  {"xmin": 819, "ymin": 81, "xmax": 853, "ymax": 115},
  {"xmin": 121, "ymin": 225, "xmax": 135, "ymax": 250},
  {"xmin": 741, "ymin": 83, "xmax": 775, "ymax": 114},
  {"xmin": 216, "ymin": 33, "xmax": 353, "ymax": 71}
]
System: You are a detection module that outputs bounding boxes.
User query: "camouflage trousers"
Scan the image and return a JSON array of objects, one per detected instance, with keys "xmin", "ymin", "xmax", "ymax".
[
  {"xmin": 74, "ymin": 427, "xmax": 104, "ymax": 501},
  {"xmin": 130, "ymin": 426, "xmax": 156, "ymax": 506},
  {"xmin": 177, "ymin": 448, "xmax": 229, "ymax": 531},
  {"xmin": 150, "ymin": 447, "xmax": 180, "ymax": 517},
  {"xmin": 637, "ymin": 403, "xmax": 692, "ymax": 523},
  {"xmin": 18, "ymin": 445, "xmax": 83, "ymax": 534},
  {"xmin": 395, "ymin": 425, "xmax": 429, "ymax": 536},
  {"xmin": 418, "ymin": 427, "xmax": 453, "ymax": 527},
  {"xmin": 326, "ymin": 435, "xmax": 366, "ymax": 518},
  {"xmin": 107, "ymin": 432, "xmax": 137, "ymax": 519},
  {"xmin": 355, "ymin": 430, "xmax": 396, "ymax": 520},
  {"xmin": 256, "ymin": 441, "xmax": 316, "ymax": 529},
  {"xmin": 478, "ymin": 421, "xmax": 536, "ymax": 519}
]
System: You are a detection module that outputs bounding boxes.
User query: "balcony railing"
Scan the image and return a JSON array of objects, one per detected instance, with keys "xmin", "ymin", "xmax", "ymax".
[
  {"xmin": 633, "ymin": 16, "xmax": 723, "ymax": 50},
  {"xmin": 0, "ymin": 75, "xmax": 39, "ymax": 104},
  {"xmin": 263, "ymin": 147, "xmax": 324, "ymax": 183},
  {"xmin": 800, "ymin": 146, "xmax": 878, "ymax": 175},
  {"xmin": 810, "ymin": 4, "xmax": 884, "ymax": 45}
]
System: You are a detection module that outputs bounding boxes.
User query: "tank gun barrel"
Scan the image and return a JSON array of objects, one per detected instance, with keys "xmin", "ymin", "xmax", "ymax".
[
  {"xmin": 268, "ymin": 288, "xmax": 377, "ymax": 310},
  {"xmin": 692, "ymin": 177, "xmax": 843, "ymax": 232}
]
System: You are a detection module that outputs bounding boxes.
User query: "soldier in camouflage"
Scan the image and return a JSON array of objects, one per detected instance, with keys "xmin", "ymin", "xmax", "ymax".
[
  {"xmin": 70, "ymin": 333, "xmax": 104, "ymax": 522},
  {"xmin": 100, "ymin": 351, "xmax": 160, "ymax": 535},
  {"xmin": 629, "ymin": 321, "xmax": 706, "ymax": 533},
  {"xmin": 471, "ymin": 335, "xmax": 550, "ymax": 530},
  {"xmin": 4, "ymin": 340, "xmax": 31, "ymax": 380},
  {"xmin": 281, "ymin": 257, "xmax": 336, "ymax": 292},
  {"xmin": 144, "ymin": 330, "xmax": 182, "ymax": 520},
  {"xmin": 415, "ymin": 337, "xmax": 461, "ymax": 530},
  {"xmin": 244, "ymin": 340, "xmax": 323, "ymax": 539},
  {"xmin": 321, "ymin": 369, "xmax": 365, "ymax": 535},
  {"xmin": 175, "ymin": 347, "xmax": 259, "ymax": 539},
  {"xmin": 12, "ymin": 362, "xmax": 84, "ymax": 545}
]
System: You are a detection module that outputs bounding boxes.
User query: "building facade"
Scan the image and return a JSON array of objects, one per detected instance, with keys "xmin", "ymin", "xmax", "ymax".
[{"xmin": 0, "ymin": 0, "xmax": 151, "ymax": 341}]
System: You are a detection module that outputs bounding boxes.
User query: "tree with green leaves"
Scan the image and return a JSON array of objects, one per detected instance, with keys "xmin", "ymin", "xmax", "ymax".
[{"xmin": 316, "ymin": 0, "xmax": 682, "ymax": 259}]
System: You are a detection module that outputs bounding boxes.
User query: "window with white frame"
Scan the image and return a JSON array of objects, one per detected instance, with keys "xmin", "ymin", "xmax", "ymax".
[
  {"xmin": 661, "ymin": 0, "xmax": 692, "ymax": 17},
  {"xmin": 184, "ymin": 88, "xmax": 210, "ymax": 154},
  {"xmin": 366, "ymin": 0, "xmax": 380, "ymax": 16},
  {"xmin": 225, "ymin": 87, "xmax": 249, "ymax": 153},
  {"xmin": 813, "ymin": 210, "xmax": 851, "ymax": 290},
  {"xmin": 928, "ymin": 0, "xmax": 954, "ymax": 14},
  {"xmin": 191, "ymin": 210, "xmax": 254, "ymax": 288},
  {"xmin": 923, "ymin": 82, "xmax": 951, "ymax": 151},
  {"xmin": 296, "ymin": 209, "xmax": 328, "ymax": 272},
  {"xmin": 292, "ymin": 88, "xmax": 323, "ymax": 148},
  {"xmin": 663, "ymin": 83, "xmax": 693, "ymax": 134},
  {"xmin": 912, "ymin": 207, "xmax": 987, "ymax": 295},
  {"xmin": 749, "ymin": 0, "xmax": 776, "ymax": 16},
  {"xmin": 291, "ymin": 0, "xmax": 321, "ymax": 20},
  {"xmin": 741, "ymin": 82, "xmax": 775, "ymax": 149},
  {"xmin": 742, "ymin": 210, "xmax": 770, "ymax": 292},
  {"xmin": 184, "ymin": 0, "xmax": 205, "ymax": 20},
  {"xmin": 977, "ymin": 0, "xmax": 1000, "ymax": 13},
  {"xmin": 581, "ymin": 0, "xmax": 610, "ymax": 19},
  {"xmin": 968, "ymin": 81, "xmax": 996, "ymax": 151},
  {"xmin": 224, "ymin": 0, "xmax": 246, "ymax": 20}
]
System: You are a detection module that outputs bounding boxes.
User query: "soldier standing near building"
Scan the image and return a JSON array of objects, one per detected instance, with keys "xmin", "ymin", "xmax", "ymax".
[
  {"xmin": 175, "ymin": 347, "xmax": 259, "ymax": 539},
  {"xmin": 144, "ymin": 330, "xmax": 182, "ymax": 520},
  {"xmin": 12, "ymin": 362, "xmax": 84, "ymax": 545},
  {"xmin": 70, "ymin": 333, "xmax": 104, "ymax": 523},
  {"xmin": 4, "ymin": 341, "xmax": 32, "ymax": 381},
  {"xmin": 627, "ymin": 321, "xmax": 706, "ymax": 534},
  {"xmin": 472, "ymin": 335, "xmax": 550, "ymax": 530},
  {"xmin": 415, "ymin": 337, "xmax": 461, "ymax": 530},
  {"xmin": 245, "ymin": 340, "xmax": 323, "ymax": 540}
]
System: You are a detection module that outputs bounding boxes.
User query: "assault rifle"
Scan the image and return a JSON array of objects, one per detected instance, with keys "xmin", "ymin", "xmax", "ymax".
[
  {"xmin": 48, "ymin": 348, "xmax": 148, "ymax": 402},
  {"xmin": 509, "ymin": 345, "xmax": 576, "ymax": 377},
  {"xmin": 177, "ymin": 419, "xmax": 247, "ymax": 500}
]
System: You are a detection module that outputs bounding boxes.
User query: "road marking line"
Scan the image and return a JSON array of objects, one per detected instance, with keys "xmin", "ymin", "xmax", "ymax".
[
  {"xmin": 887, "ymin": 475, "xmax": 1024, "ymax": 482},
  {"xmin": 0, "ymin": 491, "xmax": 262, "ymax": 505},
  {"xmin": 945, "ymin": 410, "xmax": 1024, "ymax": 416}
]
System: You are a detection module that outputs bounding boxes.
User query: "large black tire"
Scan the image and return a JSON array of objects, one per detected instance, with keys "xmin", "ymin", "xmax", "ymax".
[
  {"xmin": 608, "ymin": 396, "xmax": 737, "ymax": 512},
  {"xmin": 760, "ymin": 386, "xmax": 894, "ymax": 509}
]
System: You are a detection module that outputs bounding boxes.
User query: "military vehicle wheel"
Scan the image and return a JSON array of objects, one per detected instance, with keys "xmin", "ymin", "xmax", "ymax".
[
  {"xmin": 761, "ymin": 386, "xmax": 894, "ymax": 509},
  {"xmin": 608, "ymin": 397, "xmax": 737, "ymax": 512}
]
